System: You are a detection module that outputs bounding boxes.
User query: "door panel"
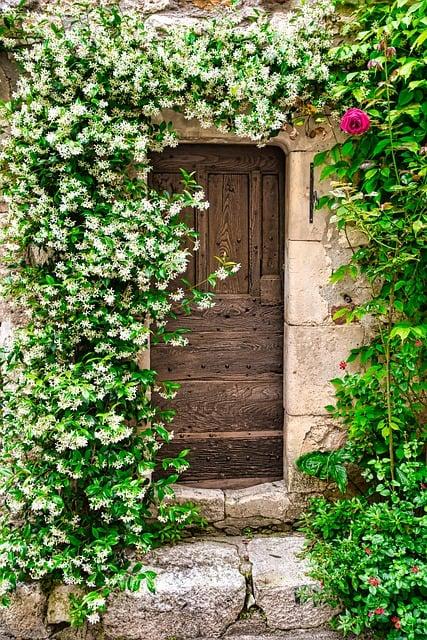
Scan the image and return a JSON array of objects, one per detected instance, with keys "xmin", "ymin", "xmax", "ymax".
[
  {"xmin": 207, "ymin": 173, "xmax": 250, "ymax": 293},
  {"xmin": 150, "ymin": 145, "xmax": 285, "ymax": 488}
]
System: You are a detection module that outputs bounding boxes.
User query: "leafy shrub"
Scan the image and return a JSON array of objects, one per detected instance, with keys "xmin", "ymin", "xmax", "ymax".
[{"xmin": 297, "ymin": 1, "xmax": 427, "ymax": 638}]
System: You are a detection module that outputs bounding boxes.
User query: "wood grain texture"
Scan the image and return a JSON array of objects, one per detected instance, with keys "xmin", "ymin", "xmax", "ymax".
[
  {"xmin": 168, "ymin": 296, "xmax": 283, "ymax": 332},
  {"xmin": 155, "ymin": 380, "xmax": 283, "ymax": 433},
  {"xmin": 150, "ymin": 144, "xmax": 285, "ymax": 173},
  {"xmin": 150, "ymin": 144, "xmax": 285, "ymax": 486},
  {"xmin": 150, "ymin": 171, "xmax": 196, "ymax": 286},
  {"xmin": 151, "ymin": 330, "xmax": 283, "ymax": 379},
  {"xmin": 208, "ymin": 173, "xmax": 249, "ymax": 294},
  {"xmin": 159, "ymin": 434, "xmax": 283, "ymax": 481},
  {"xmin": 262, "ymin": 174, "xmax": 281, "ymax": 276}
]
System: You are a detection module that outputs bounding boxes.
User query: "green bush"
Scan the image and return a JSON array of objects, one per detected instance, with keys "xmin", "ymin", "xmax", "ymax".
[{"xmin": 297, "ymin": 1, "xmax": 427, "ymax": 638}]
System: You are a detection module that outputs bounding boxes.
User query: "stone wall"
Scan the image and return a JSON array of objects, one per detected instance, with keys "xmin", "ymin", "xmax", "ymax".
[{"xmin": 0, "ymin": 0, "xmax": 367, "ymax": 529}]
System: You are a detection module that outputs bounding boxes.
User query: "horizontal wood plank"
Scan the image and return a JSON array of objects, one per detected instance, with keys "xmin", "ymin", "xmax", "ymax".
[
  {"xmin": 159, "ymin": 434, "xmax": 283, "ymax": 481},
  {"xmin": 155, "ymin": 380, "xmax": 282, "ymax": 433},
  {"xmin": 167, "ymin": 296, "xmax": 283, "ymax": 333},
  {"xmin": 151, "ymin": 330, "xmax": 283, "ymax": 379},
  {"xmin": 150, "ymin": 144, "xmax": 285, "ymax": 173}
]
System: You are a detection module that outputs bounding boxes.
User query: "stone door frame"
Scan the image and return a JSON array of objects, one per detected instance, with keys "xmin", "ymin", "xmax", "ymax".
[{"xmin": 147, "ymin": 111, "xmax": 365, "ymax": 528}]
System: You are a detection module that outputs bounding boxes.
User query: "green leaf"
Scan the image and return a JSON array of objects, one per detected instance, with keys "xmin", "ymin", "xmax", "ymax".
[{"xmin": 295, "ymin": 450, "xmax": 348, "ymax": 493}]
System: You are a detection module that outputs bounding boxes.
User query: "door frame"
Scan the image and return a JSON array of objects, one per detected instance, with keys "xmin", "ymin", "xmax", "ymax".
[{"xmin": 145, "ymin": 110, "xmax": 363, "ymax": 527}]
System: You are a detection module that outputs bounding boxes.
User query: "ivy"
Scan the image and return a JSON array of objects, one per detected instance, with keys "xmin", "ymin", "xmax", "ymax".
[{"xmin": 0, "ymin": 0, "xmax": 335, "ymax": 626}]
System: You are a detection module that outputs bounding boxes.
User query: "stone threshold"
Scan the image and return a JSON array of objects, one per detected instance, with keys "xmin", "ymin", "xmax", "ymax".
[{"xmin": 0, "ymin": 535, "xmax": 342, "ymax": 640}]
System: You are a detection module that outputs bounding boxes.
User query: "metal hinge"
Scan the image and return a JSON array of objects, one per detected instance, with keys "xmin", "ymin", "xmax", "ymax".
[{"xmin": 309, "ymin": 162, "xmax": 318, "ymax": 224}]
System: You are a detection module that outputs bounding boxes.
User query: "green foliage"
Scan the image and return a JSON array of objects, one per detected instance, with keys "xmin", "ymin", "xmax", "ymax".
[
  {"xmin": 0, "ymin": 0, "xmax": 335, "ymax": 626},
  {"xmin": 299, "ymin": 490, "xmax": 427, "ymax": 639},
  {"xmin": 297, "ymin": 1, "xmax": 427, "ymax": 638},
  {"xmin": 296, "ymin": 450, "xmax": 349, "ymax": 493}
]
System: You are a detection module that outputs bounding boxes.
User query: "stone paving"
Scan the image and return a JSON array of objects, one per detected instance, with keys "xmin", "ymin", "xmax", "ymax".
[{"xmin": 0, "ymin": 535, "xmax": 341, "ymax": 640}]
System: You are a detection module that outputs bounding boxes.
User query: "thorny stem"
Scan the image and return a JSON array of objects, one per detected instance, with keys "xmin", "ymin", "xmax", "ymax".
[
  {"xmin": 383, "ymin": 54, "xmax": 400, "ymax": 185},
  {"xmin": 378, "ymin": 268, "xmax": 398, "ymax": 485},
  {"xmin": 383, "ymin": 47, "xmax": 400, "ymax": 484}
]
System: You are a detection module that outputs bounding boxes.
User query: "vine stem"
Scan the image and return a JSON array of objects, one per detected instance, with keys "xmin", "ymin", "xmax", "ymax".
[
  {"xmin": 384, "ymin": 51, "xmax": 400, "ymax": 184},
  {"xmin": 385, "ymin": 296, "xmax": 395, "ymax": 483},
  {"xmin": 383, "ymin": 44, "xmax": 399, "ymax": 484}
]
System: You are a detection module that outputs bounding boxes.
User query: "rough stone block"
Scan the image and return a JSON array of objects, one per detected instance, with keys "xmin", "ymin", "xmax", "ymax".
[
  {"xmin": 248, "ymin": 536, "xmax": 333, "ymax": 630},
  {"xmin": 0, "ymin": 583, "xmax": 49, "ymax": 639},
  {"xmin": 285, "ymin": 152, "xmax": 330, "ymax": 242},
  {"xmin": 47, "ymin": 585, "xmax": 84, "ymax": 625},
  {"xmin": 284, "ymin": 324, "xmax": 364, "ymax": 415},
  {"xmin": 222, "ymin": 481, "xmax": 291, "ymax": 527},
  {"xmin": 171, "ymin": 484, "xmax": 225, "ymax": 523},
  {"xmin": 0, "ymin": 319, "xmax": 13, "ymax": 347},
  {"xmin": 285, "ymin": 240, "xmax": 331, "ymax": 325},
  {"xmin": 0, "ymin": 65, "xmax": 9, "ymax": 102},
  {"xmin": 284, "ymin": 415, "xmax": 344, "ymax": 492},
  {"xmin": 222, "ymin": 632, "xmax": 342, "ymax": 640},
  {"xmin": 103, "ymin": 541, "xmax": 246, "ymax": 639}
]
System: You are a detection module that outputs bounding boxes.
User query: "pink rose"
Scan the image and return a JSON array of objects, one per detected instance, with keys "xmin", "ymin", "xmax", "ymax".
[{"xmin": 340, "ymin": 108, "xmax": 371, "ymax": 136}]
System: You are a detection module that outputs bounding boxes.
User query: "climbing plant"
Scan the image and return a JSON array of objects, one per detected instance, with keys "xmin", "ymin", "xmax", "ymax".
[
  {"xmin": 0, "ymin": 0, "xmax": 335, "ymax": 625},
  {"xmin": 297, "ymin": 1, "xmax": 427, "ymax": 639}
]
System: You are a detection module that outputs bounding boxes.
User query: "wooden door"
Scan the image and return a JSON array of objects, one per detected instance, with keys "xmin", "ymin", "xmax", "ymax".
[{"xmin": 150, "ymin": 145, "xmax": 284, "ymax": 488}]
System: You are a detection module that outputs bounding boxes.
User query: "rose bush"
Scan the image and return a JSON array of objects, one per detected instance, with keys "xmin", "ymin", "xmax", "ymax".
[{"xmin": 297, "ymin": 1, "xmax": 427, "ymax": 638}]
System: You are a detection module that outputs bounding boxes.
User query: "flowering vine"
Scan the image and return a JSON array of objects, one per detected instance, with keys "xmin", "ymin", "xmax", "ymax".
[{"xmin": 0, "ymin": 0, "xmax": 335, "ymax": 625}]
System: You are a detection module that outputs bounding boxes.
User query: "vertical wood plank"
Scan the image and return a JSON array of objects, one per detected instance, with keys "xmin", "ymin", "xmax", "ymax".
[
  {"xmin": 250, "ymin": 170, "xmax": 261, "ymax": 296},
  {"xmin": 208, "ymin": 173, "xmax": 249, "ymax": 294},
  {"xmin": 196, "ymin": 169, "xmax": 208, "ymax": 290},
  {"xmin": 262, "ymin": 174, "xmax": 280, "ymax": 276}
]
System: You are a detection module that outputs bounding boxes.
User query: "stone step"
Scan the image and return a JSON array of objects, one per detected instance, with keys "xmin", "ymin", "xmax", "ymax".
[
  {"xmin": 0, "ymin": 536, "xmax": 338, "ymax": 640},
  {"xmin": 221, "ymin": 634, "xmax": 341, "ymax": 640}
]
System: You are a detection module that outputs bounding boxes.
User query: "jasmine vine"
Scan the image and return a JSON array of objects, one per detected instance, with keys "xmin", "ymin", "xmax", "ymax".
[{"xmin": 0, "ymin": 0, "xmax": 335, "ymax": 625}]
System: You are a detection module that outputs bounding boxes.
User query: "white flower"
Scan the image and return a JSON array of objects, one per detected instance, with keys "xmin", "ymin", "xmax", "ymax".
[
  {"xmin": 170, "ymin": 288, "xmax": 184, "ymax": 302},
  {"xmin": 87, "ymin": 612, "xmax": 100, "ymax": 624},
  {"xmin": 215, "ymin": 266, "xmax": 229, "ymax": 280}
]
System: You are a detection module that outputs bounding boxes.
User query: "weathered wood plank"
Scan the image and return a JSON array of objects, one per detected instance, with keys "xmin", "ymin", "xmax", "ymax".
[
  {"xmin": 208, "ymin": 173, "xmax": 249, "ymax": 294},
  {"xmin": 155, "ymin": 380, "xmax": 283, "ymax": 433},
  {"xmin": 167, "ymin": 296, "xmax": 283, "ymax": 332},
  {"xmin": 151, "ymin": 144, "xmax": 285, "ymax": 173},
  {"xmin": 159, "ymin": 434, "xmax": 283, "ymax": 481},
  {"xmin": 150, "ymin": 171, "xmax": 196, "ymax": 286},
  {"xmin": 151, "ymin": 330, "xmax": 283, "ymax": 379},
  {"xmin": 262, "ymin": 174, "xmax": 282, "ymax": 277},
  {"xmin": 250, "ymin": 170, "xmax": 261, "ymax": 296},
  {"xmin": 260, "ymin": 275, "xmax": 282, "ymax": 305}
]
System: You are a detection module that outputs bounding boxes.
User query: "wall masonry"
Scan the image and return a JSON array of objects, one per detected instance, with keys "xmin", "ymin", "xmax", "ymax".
[
  {"xmin": 0, "ymin": 535, "xmax": 341, "ymax": 640},
  {"xmin": 0, "ymin": 0, "xmax": 364, "ymax": 528}
]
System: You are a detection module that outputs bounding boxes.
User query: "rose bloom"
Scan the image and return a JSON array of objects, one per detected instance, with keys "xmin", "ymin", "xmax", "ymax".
[
  {"xmin": 368, "ymin": 577, "xmax": 380, "ymax": 587},
  {"xmin": 340, "ymin": 108, "xmax": 371, "ymax": 135},
  {"xmin": 391, "ymin": 616, "xmax": 401, "ymax": 629}
]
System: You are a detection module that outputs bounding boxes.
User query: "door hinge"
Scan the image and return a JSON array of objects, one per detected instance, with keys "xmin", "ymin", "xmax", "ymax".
[{"xmin": 309, "ymin": 162, "xmax": 318, "ymax": 224}]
